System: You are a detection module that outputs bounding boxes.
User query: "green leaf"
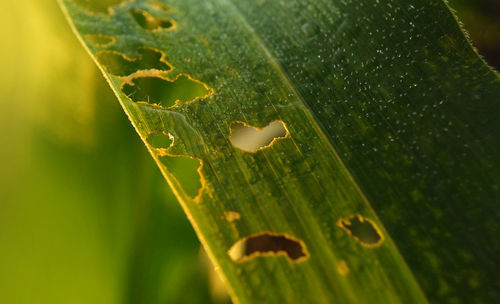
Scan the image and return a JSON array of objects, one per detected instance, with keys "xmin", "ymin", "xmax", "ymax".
[{"xmin": 58, "ymin": 0, "xmax": 500, "ymax": 303}]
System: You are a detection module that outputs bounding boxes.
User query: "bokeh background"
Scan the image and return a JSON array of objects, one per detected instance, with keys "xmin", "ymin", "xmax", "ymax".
[{"xmin": 0, "ymin": 1, "xmax": 497, "ymax": 303}]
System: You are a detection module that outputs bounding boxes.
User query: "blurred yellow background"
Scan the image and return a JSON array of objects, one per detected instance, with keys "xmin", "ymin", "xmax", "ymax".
[{"xmin": 0, "ymin": 1, "xmax": 228, "ymax": 303}]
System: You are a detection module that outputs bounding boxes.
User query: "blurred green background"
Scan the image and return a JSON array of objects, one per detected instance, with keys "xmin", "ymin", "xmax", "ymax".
[
  {"xmin": 0, "ymin": 1, "xmax": 228, "ymax": 303},
  {"xmin": 0, "ymin": 1, "xmax": 497, "ymax": 303}
]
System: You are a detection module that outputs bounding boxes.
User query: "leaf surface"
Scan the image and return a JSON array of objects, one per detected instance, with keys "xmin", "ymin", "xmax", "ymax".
[{"xmin": 59, "ymin": 0, "xmax": 500, "ymax": 302}]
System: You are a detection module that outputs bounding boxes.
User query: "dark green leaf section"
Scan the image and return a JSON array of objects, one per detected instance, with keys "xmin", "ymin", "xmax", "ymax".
[
  {"xmin": 223, "ymin": 1, "xmax": 500, "ymax": 302},
  {"xmin": 59, "ymin": 0, "xmax": 499, "ymax": 303}
]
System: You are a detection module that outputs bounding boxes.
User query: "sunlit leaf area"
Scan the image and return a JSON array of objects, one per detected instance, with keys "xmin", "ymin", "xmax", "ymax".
[{"xmin": 0, "ymin": 0, "xmax": 498, "ymax": 303}]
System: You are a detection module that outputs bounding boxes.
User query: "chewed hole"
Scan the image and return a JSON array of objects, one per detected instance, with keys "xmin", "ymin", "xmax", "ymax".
[
  {"xmin": 228, "ymin": 232, "xmax": 308, "ymax": 263},
  {"xmin": 72, "ymin": 0, "xmax": 126, "ymax": 15},
  {"xmin": 130, "ymin": 8, "xmax": 176, "ymax": 31},
  {"xmin": 96, "ymin": 47, "xmax": 171, "ymax": 76},
  {"xmin": 229, "ymin": 121, "xmax": 288, "ymax": 152},
  {"xmin": 159, "ymin": 155, "xmax": 203, "ymax": 200},
  {"xmin": 148, "ymin": 1, "xmax": 173, "ymax": 12},
  {"xmin": 85, "ymin": 34, "xmax": 116, "ymax": 47},
  {"xmin": 146, "ymin": 130, "xmax": 174, "ymax": 150},
  {"xmin": 122, "ymin": 75, "xmax": 211, "ymax": 108},
  {"xmin": 337, "ymin": 214, "xmax": 384, "ymax": 247}
]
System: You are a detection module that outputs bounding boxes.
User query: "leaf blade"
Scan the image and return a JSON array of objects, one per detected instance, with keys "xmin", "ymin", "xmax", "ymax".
[{"xmin": 59, "ymin": 0, "xmax": 500, "ymax": 303}]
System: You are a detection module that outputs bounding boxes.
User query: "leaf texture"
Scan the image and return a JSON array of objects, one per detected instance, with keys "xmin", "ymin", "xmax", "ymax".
[{"xmin": 59, "ymin": 0, "xmax": 500, "ymax": 302}]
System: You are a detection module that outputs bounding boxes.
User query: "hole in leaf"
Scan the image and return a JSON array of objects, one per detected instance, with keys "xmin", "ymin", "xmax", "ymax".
[
  {"xmin": 85, "ymin": 34, "xmax": 116, "ymax": 47},
  {"xmin": 146, "ymin": 130, "xmax": 174, "ymax": 150},
  {"xmin": 228, "ymin": 232, "xmax": 308, "ymax": 263},
  {"xmin": 122, "ymin": 74, "xmax": 211, "ymax": 108},
  {"xmin": 229, "ymin": 120, "xmax": 288, "ymax": 152},
  {"xmin": 224, "ymin": 211, "xmax": 240, "ymax": 222},
  {"xmin": 159, "ymin": 155, "xmax": 203, "ymax": 200},
  {"xmin": 72, "ymin": 0, "xmax": 126, "ymax": 15},
  {"xmin": 130, "ymin": 8, "xmax": 176, "ymax": 31},
  {"xmin": 96, "ymin": 47, "xmax": 171, "ymax": 76},
  {"xmin": 337, "ymin": 214, "xmax": 384, "ymax": 247},
  {"xmin": 148, "ymin": 1, "xmax": 173, "ymax": 12}
]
